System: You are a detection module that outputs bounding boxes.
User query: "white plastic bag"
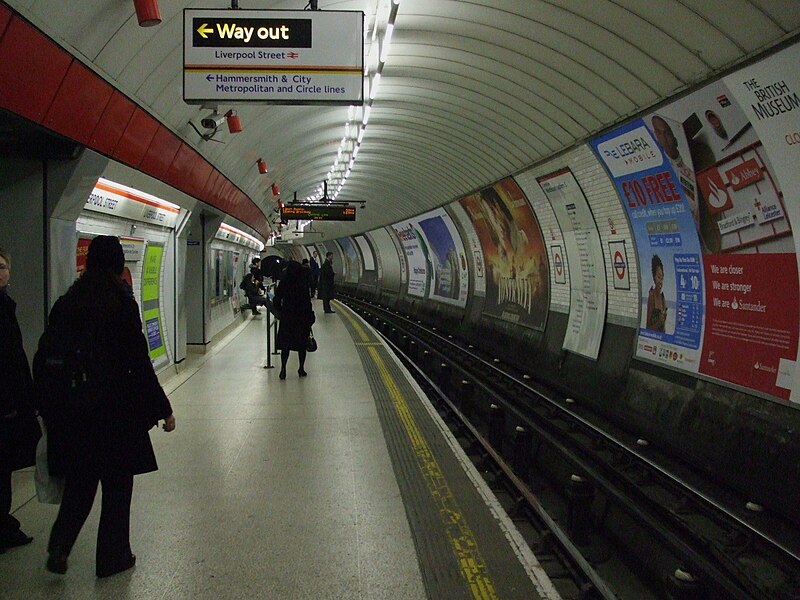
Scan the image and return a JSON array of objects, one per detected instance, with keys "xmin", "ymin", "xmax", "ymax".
[{"xmin": 34, "ymin": 430, "xmax": 64, "ymax": 504}]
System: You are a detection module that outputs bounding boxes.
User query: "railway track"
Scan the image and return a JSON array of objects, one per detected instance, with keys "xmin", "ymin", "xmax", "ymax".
[{"xmin": 344, "ymin": 296, "xmax": 800, "ymax": 600}]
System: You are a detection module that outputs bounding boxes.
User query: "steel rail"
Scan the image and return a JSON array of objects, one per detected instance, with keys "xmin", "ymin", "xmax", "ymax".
[
  {"xmin": 347, "ymin": 298, "xmax": 786, "ymax": 599},
  {"xmin": 380, "ymin": 329, "xmax": 618, "ymax": 600}
]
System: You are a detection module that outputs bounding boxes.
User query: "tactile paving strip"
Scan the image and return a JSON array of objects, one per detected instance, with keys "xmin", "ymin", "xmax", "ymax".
[{"xmin": 338, "ymin": 305, "xmax": 554, "ymax": 600}]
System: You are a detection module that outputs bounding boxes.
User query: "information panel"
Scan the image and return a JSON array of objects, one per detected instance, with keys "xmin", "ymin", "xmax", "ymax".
[
  {"xmin": 538, "ymin": 168, "xmax": 607, "ymax": 360},
  {"xmin": 184, "ymin": 9, "xmax": 363, "ymax": 104},
  {"xmin": 142, "ymin": 243, "xmax": 167, "ymax": 365},
  {"xmin": 281, "ymin": 204, "xmax": 356, "ymax": 221}
]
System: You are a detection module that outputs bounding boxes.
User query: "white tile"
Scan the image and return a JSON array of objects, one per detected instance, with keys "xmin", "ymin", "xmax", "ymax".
[{"xmin": 2, "ymin": 314, "xmax": 425, "ymax": 600}]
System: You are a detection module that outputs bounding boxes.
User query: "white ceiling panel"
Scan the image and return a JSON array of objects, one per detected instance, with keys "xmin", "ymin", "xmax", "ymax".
[{"xmin": 3, "ymin": 0, "xmax": 797, "ymax": 242}]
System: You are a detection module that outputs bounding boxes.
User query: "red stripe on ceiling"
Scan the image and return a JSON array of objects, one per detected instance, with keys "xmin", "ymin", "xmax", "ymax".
[
  {"xmin": 211, "ymin": 173, "xmax": 229, "ymax": 209},
  {"xmin": 0, "ymin": 4, "xmax": 270, "ymax": 239},
  {"xmin": 44, "ymin": 61, "xmax": 114, "ymax": 145},
  {"xmin": 202, "ymin": 170, "xmax": 222, "ymax": 201},
  {"xmin": 164, "ymin": 143, "xmax": 198, "ymax": 191},
  {"xmin": 90, "ymin": 91, "xmax": 136, "ymax": 156},
  {"xmin": 219, "ymin": 180, "xmax": 236, "ymax": 213},
  {"xmin": 113, "ymin": 107, "xmax": 159, "ymax": 167},
  {"xmin": 234, "ymin": 192, "xmax": 252, "ymax": 224},
  {"xmin": 0, "ymin": 5, "xmax": 12, "ymax": 36},
  {"xmin": 0, "ymin": 17, "xmax": 71, "ymax": 123},
  {"xmin": 140, "ymin": 125, "xmax": 182, "ymax": 181},
  {"xmin": 187, "ymin": 158, "xmax": 213, "ymax": 199}
]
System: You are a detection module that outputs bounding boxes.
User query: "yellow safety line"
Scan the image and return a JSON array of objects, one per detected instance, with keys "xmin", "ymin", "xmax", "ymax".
[{"xmin": 340, "ymin": 306, "xmax": 499, "ymax": 600}]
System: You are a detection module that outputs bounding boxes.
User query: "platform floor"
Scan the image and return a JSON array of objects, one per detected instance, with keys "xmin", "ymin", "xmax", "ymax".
[{"xmin": 1, "ymin": 299, "xmax": 559, "ymax": 599}]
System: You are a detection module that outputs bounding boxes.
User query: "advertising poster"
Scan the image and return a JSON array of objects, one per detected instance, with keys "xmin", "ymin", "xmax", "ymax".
[
  {"xmin": 415, "ymin": 208, "xmax": 469, "ymax": 308},
  {"xmin": 141, "ymin": 243, "xmax": 167, "ymax": 363},
  {"xmin": 76, "ymin": 237, "xmax": 91, "ymax": 276},
  {"xmin": 392, "ymin": 222, "xmax": 429, "ymax": 298},
  {"xmin": 538, "ymin": 168, "xmax": 607, "ymax": 359},
  {"xmin": 354, "ymin": 235, "xmax": 378, "ymax": 287},
  {"xmin": 592, "ymin": 118, "xmax": 707, "ymax": 373},
  {"xmin": 370, "ymin": 229, "xmax": 404, "ymax": 291},
  {"xmin": 449, "ymin": 201, "xmax": 486, "ymax": 296},
  {"xmin": 459, "ymin": 178, "xmax": 550, "ymax": 330},
  {"xmin": 591, "ymin": 48, "xmax": 799, "ymax": 400},
  {"xmin": 355, "ymin": 235, "xmax": 376, "ymax": 271},
  {"xmin": 724, "ymin": 43, "xmax": 800, "ymax": 402},
  {"xmin": 336, "ymin": 237, "xmax": 361, "ymax": 284},
  {"xmin": 646, "ymin": 75, "xmax": 797, "ymax": 400}
]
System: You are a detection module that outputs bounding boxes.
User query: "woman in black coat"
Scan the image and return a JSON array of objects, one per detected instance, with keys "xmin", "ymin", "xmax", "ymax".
[
  {"xmin": 317, "ymin": 251, "xmax": 336, "ymax": 313},
  {"xmin": 273, "ymin": 261, "xmax": 315, "ymax": 379},
  {"xmin": 36, "ymin": 236, "xmax": 176, "ymax": 577},
  {"xmin": 0, "ymin": 248, "xmax": 40, "ymax": 553}
]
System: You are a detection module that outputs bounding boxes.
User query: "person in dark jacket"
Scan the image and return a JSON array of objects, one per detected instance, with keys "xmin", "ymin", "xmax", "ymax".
[
  {"xmin": 273, "ymin": 261, "xmax": 315, "ymax": 380},
  {"xmin": 301, "ymin": 259, "xmax": 313, "ymax": 297},
  {"xmin": 36, "ymin": 236, "xmax": 176, "ymax": 578},
  {"xmin": 309, "ymin": 251, "xmax": 320, "ymax": 298},
  {"xmin": 240, "ymin": 270, "xmax": 269, "ymax": 316},
  {"xmin": 0, "ymin": 248, "xmax": 41, "ymax": 553},
  {"xmin": 318, "ymin": 251, "xmax": 335, "ymax": 313}
]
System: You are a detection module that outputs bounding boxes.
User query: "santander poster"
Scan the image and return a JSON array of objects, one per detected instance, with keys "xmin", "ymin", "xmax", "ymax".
[
  {"xmin": 591, "ymin": 43, "xmax": 799, "ymax": 402},
  {"xmin": 724, "ymin": 43, "xmax": 800, "ymax": 403}
]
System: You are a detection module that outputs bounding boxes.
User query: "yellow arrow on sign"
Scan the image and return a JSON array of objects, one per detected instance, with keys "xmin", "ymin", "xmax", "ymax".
[{"xmin": 197, "ymin": 23, "xmax": 214, "ymax": 38}]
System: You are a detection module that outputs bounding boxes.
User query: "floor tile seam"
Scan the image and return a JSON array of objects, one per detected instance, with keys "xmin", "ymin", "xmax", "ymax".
[
  {"xmin": 162, "ymin": 318, "xmax": 262, "ymax": 398},
  {"xmin": 221, "ymin": 418, "xmax": 257, "ymax": 487},
  {"xmin": 346, "ymin": 415, "xmax": 366, "ymax": 599}
]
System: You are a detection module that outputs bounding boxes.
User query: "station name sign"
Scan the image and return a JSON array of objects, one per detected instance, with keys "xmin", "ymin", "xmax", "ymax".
[
  {"xmin": 184, "ymin": 9, "xmax": 363, "ymax": 105},
  {"xmin": 280, "ymin": 204, "xmax": 357, "ymax": 221}
]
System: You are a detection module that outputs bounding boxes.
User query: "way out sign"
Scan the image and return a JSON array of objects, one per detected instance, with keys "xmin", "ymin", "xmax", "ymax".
[{"xmin": 184, "ymin": 9, "xmax": 364, "ymax": 105}]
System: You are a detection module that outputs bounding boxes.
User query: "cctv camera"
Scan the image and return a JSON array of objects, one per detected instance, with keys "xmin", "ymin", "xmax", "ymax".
[{"xmin": 200, "ymin": 113, "xmax": 226, "ymax": 130}]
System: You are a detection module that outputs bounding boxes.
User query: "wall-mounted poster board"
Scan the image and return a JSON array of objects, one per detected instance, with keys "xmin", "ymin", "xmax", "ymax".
[{"xmin": 591, "ymin": 42, "xmax": 799, "ymax": 402}]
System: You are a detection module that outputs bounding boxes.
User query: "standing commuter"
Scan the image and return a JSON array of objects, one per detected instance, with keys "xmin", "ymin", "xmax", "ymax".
[
  {"xmin": 309, "ymin": 251, "xmax": 321, "ymax": 298},
  {"xmin": 0, "ymin": 248, "xmax": 40, "ymax": 553},
  {"xmin": 318, "ymin": 251, "xmax": 336, "ymax": 314},
  {"xmin": 301, "ymin": 259, "xmax": 313, "ymax": 296},
  {"xmin": 36, "ymin": 236, "xmax": 176, "ymax": 578},
  {"xmin": 273, "ymin": 261, "xmax": 315, "ymax": 380}
]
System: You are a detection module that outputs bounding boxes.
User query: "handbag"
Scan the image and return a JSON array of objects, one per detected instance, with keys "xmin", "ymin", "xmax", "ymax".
[
  {"xmin": 34, "ymin": 427, "xmax": 64, "ymax": 504},
  {"xmin": 306, "ymin": 329, "xmax": 318, "ymax": 353}
]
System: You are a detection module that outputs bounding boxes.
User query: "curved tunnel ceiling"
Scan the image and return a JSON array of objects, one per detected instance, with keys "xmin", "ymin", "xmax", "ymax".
[{"xmin": 4, "ymin": 0, "xmax": 799, "ymax": 241}]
